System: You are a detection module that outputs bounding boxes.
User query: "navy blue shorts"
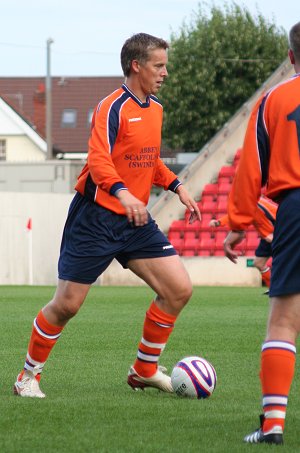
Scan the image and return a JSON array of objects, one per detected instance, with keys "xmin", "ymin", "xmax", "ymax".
[
  {"xmin": 255, "ymin": 239, "xmax": 272, "ymax": 258},
  {"xmin": 270, "ymin": 188, "xmax": 300, "ymax": 297},
  {"xmin": 58, "ymin": 192, "xmax": 177, "ymax": 284}
]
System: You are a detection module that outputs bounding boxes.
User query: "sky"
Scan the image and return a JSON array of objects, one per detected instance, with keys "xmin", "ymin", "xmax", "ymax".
[{"xmin": 0, "ymin": 0, "xmax": 298, "ymax": 77}]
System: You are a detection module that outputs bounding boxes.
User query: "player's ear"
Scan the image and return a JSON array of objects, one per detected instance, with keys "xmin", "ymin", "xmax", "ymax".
[
  {"xmin": 288, "ymin": 49, "xmax": 295, "ymax": 65},
  {"xmin": 131, "ymin": 59, "xmax": 140, "ymax": 74}
]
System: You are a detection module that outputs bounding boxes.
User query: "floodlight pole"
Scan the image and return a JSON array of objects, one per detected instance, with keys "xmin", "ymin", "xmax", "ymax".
[{"xmin": 46, "ymin": 38, "xmax": 54, "ymax": 160}]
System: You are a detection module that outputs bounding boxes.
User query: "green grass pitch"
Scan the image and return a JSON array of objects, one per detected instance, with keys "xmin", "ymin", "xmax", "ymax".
[{"xmin": 1, "ymin": 285, "xmax": 299, "ymax": 452}]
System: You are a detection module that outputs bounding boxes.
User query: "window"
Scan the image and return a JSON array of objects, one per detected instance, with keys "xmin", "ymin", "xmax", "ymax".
[
  {"xmin": 61, "ymin": 109, "xmax": 77, "ymax": 128},
  {"xmin": 87, "ymin": 108, "xmax": 94, "ymax": 127},
  {"xmin": 0, "ymin": 139, "xmax": 6, "ymax": 160}
]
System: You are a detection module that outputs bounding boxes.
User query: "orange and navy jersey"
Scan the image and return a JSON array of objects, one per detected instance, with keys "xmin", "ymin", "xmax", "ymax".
[
  {"xmin": 75, "ymin": 84, "xmax": 180, "ymax": 214},
  {"xmin": 228, "ymin": 73, "xmax": 300, "ymax": 231},
  {"xmin": 254, "ymin": 196, "xmax": 277, "ymax": 239},
  {"xmin": 217, "ymin": 196, "xmax": 277, "ymax": 239}
]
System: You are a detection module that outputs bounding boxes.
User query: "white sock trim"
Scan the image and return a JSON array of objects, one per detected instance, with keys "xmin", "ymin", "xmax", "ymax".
[
  {"xmin": 137, "ymin": 351, "xmax": 159, "ymax": 362},
  {"xmin": 141, "ymin": 337, "xmax": 165, "ymax": 349},
  {"xmin": 263, "ymin": 395, "xmax": 288, "ymax": 406},
  {"xmin": 262, "ymin": 340, "xmax": 296, "ymax": 354},
  {"xmin": 34, "ymin": 318, "xmax": 61, "ymax": 340},
  {"xmin": 264, "ymin": 410, "xmax": 286, "ymax": 419},
  {"xmin": 261, "ymin": 267, "xmax": 270, "ymax": 274},
  {"xmin": 24, "ymin": 353, "xmax": 45, "ymax": 374}
]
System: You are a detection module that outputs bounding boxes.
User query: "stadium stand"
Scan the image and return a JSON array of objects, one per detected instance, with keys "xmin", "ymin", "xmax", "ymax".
[{"xmin": 168, "ymin": 148, "xmax": 260, "ymax": 257}]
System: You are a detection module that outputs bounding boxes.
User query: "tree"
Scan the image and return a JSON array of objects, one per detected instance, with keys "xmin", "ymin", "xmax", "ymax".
[{"xmin": 160, "ymin": 2, "xmax": 288, "ymax": 152}]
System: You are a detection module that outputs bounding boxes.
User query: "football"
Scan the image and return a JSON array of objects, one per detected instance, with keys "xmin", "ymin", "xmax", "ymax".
[{"xmin": 171, "ymin": 356, "xmax": 217, "ymax": 399}]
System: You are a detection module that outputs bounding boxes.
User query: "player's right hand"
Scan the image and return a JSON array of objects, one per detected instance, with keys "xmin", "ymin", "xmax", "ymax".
[
  {"xmin": 223, "ymin": 230, "xmax": 245, "ymax": 263},
  {"xmin": 117, "ymin": 190, "xmax": 148, "ymax": 226}
]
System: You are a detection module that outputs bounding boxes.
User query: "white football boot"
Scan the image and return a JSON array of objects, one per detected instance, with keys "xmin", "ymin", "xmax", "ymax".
[
  {"xmin": 127, "ymin": 365, "xmax": 173, "ymax": 393},
  {"xmin": 13, "ymin": 370, "xmax": 45, "ymax": 398}
]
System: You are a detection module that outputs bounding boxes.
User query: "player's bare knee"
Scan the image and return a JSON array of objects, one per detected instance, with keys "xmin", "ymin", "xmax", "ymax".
[
  {"xmin": 47, "ymin": 294, "xmax": 83, "ymax": 322},
  {"xmin": 172, "ymin": 280, "xmax": 193, "ymax": 306},
  {"xmin": 157, "ymin": 279, "xmax": 192, "ymax": 309},
  {"xmin": 181, "ymin": 281, "xmax": 193, "ymax": 304},
  {"xmin": 59, "ymin": 301, "xmax": 81, "ymax": 320}
]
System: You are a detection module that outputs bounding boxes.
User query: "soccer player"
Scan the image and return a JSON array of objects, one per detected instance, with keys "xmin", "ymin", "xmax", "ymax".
[
  {"xmin": 223, "ymin": 22, "xmax": 300, "ymax": 445},
  {"xmin": 13, "ymin": 33, "xmax": 201, "ymax": 398},
  {"xmin": 209, "ymin": 195, "xmax": 277, "ymax": 290}
]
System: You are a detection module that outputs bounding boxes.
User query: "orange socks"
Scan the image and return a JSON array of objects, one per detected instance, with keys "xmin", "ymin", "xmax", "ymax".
[
  {"xmin": 261, "ymin": 267, "xmax": 271, "ymax": 287},
  {"xmin": 260, "ymin": 341, "xmax": 296, "ymax": 434},
  {"xmin": 133, "ymin": 301, "xmax": 177, "ymax": 377},
  {"xmin": 23, "ymin": 310, "xmax": 63, "ymax": 378}
]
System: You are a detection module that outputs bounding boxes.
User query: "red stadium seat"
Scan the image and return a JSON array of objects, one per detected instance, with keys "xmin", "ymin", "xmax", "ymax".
[
  {"xmin": 233, "ymin": 149, "xmax": 242, "ymax": 167},
  {"xmin": 201, "ymin": 193, "xmax": 216, "ymax": 204},
  {"xmin": 246, "ymin": 231, "xmax": 259, "ymax": 249},
  {"xmin": 200, "ymin": 200, "xmax": 217, "ymax": 213},
  {"xmin": 169, "ymin": 219, "xmax": 185, "ymax": 233},
  {"xmin": 213, "ymin": 249, "xmax": 225, "ymax": 256},
  {"xmin": 217, "ymin": 194, "xmax": 228, "ymax": 203},
  {"xmin": 198, "ymin": 248, "xmax": 213, "ymax": 256},
  {"xmin": 199, "ymin": 213, "xmax": 215, "ymax": 226},
  {"xmin": 218, "ymin": 175, "xmax": 232, "ymax": 185},
  {"xmin": 169, "ymin": 237, "xmax": 184, "ymax": 254},
  {"xmin": 182, "ymin": 249, "xmax": 196, "ymax": 257},
  {"xmin": 202, "ymin": 183, "xmax": 218, "ymax": 196},
  {"xmin": 198, "ymin": 225, "xmax": 213, "ymax": 236},
  {"xmin": 218, "ymin": 181, "xmax": 231, "ymax": 194},
  {"xmin": 183, "ymin": 237, "xmax": 199, "ymax": 256},
  {"xmin": 199, "ymin": 231, "xmax": 214, "ymax": 241},
  {"xmin": 217, "ymin": 211, "xmax": 227, "ymax": 219},
  {"xmin": 246, "ymin": 230, "xmax": 259, "ymax": 240},
  {"xmin": 168, "ymin": 231, "xmax": 181, "ymax": 241},
  {"xmin": 216, "ymin": 198, "xmax": 228, "ymax": 213},
  {"xmin": 184, "ymin": 237, "xmax": 199, "ymax": 247},
  {"xmin": 198, "ymin": 234, "xmax": 215, "ymax": 256},
  {"xmin": 218, "ymin": 166, "xmax": 236, "ymax": 180},
  {"xmin": 184, "ymin": 230, "xmax": 197, "ymax": 240},
  {"xmin": 214, "ymin": 231, "xmax": 227, "ymax": 249},
  {"xmin": 245, "ymin": 249, "xmax": 256, "ymax": 256},
  {"xmin": 199, "ymin": 236, "xmax": 214, "ymax": 245}
]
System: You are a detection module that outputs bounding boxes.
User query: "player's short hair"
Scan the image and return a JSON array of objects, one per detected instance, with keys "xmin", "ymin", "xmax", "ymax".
[
  {"xmin": 289, "ymin": 22, "xmax": 300, "ymax": 63},
  {"xmin": 120, "ymin": 33, "xmax": 169, "ymax": 77}
]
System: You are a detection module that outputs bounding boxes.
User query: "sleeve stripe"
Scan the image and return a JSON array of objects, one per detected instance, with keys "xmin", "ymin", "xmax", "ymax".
[
  {"xmin": 106, "ymin": 93, "xmax": 129, "ymax": 154},
  {"xmin": 256, "ymin": 95, "xmax": 270, "ymax": 186}
]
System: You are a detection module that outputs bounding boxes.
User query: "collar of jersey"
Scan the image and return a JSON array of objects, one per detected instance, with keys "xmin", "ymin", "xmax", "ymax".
[{"xmin": 122, "ymin": 84, "xmax": 150, "ymax": 108}]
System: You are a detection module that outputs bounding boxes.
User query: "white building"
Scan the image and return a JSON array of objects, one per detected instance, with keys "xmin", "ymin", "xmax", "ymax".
[{"xmin": 0, "ymin": 96, "xmax": 46, "ymax": 162}]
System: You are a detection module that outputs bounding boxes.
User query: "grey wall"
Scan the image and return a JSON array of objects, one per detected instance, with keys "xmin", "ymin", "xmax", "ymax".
[{"xmin": 0, "ymin": 160, "xmax": 84, "ymax": 193}]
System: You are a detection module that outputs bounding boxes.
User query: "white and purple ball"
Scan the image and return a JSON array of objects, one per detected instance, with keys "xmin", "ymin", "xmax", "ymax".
[{"xmin": 171, "ymin": 356, "xmax": 217, "ymax": 399}]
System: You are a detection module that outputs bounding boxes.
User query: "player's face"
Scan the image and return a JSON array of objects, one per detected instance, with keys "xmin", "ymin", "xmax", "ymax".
[{"xmin": 137, "ymin": 48, "xmax": 168, "ymax": 97}]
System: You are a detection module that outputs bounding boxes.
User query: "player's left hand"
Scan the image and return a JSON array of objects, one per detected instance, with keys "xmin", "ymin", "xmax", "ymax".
[
  {"xmin": 175, "ymin": 185, "xmax": 201, "ymax": 224},
  {"xmin": 209, "ymin": 219, "xmax": 219, "ymax": 227},
  {"xmin": 223, "ymin": 230, "xmax": 245, "ymax": 263}
]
